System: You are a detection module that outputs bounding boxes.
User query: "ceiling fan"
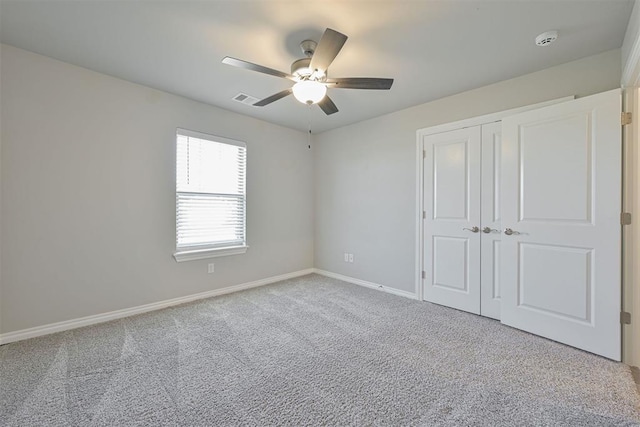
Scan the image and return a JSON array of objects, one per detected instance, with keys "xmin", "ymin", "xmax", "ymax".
[{"xmin": 222, "ymin": 28, "xmax": 394, "ymax": 115}]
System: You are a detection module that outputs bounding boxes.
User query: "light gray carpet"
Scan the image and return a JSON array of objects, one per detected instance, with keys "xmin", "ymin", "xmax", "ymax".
[{"xmin": 1, "ymin": 274, "xmax": 639, "ymax": 426}]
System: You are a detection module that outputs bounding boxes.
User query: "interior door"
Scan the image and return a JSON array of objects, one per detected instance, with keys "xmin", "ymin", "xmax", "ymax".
[
  {"xmin": 423, "ymin": 127, "xmax": 481, "ymax": 314},
  {"xmin": 501, "ymin": 89, "xmax": 621, "ymax": 360},
  {"xmin": 480, "ymin": 122, "xmax": 502, "ymax": 320}
]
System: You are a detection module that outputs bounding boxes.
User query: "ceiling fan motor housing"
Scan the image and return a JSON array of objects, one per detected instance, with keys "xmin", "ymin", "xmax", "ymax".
[{"xmin": 291, "ymin": 58, "xmax": 312, "ymax": 78}]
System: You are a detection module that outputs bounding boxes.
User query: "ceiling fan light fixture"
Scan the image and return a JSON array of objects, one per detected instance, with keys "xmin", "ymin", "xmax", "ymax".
[{"xmin": 292, "ymin": 80, "xmax": 327, "ymax": 104}]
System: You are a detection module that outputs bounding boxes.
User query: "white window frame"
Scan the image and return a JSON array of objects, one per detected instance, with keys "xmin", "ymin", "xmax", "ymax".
[{"xmin": 173, "ymin": 128, "xmax": 248, "ymax": 262}]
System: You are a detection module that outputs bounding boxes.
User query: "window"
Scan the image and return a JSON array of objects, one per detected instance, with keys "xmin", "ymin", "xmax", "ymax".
[{"xmin": 173, "ymin": 128, "xmax": 247, "ymax": 262}]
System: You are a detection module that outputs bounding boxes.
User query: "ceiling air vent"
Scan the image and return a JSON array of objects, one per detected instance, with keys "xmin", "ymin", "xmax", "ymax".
[{"xmin": 233, "ymin": 93, "xmax": 260, "ymax": 106}]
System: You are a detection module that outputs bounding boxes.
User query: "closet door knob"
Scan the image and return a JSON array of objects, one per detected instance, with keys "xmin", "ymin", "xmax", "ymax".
[
  {"xmin": 482, "ymin": 227, "xmax": 499, "ymax": 234},
  {"xmin": 504, "ymin": 228, "xmax": 521, "ymax": 236},
  {"xmin": 463, "ymin": 226, "xmax": 480, "ymax": 233}
]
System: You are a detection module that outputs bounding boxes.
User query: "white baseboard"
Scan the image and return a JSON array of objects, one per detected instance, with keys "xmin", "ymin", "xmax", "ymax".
[
  {"xmin": 313, "ymin": 269, "xmax": 418, "ymax": 300},
  {"xmin": 0, "ymin": 268, "xmax": 315, "ymax": 345}
]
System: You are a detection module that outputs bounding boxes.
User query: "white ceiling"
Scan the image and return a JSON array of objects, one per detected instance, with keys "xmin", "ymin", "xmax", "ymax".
[{"xmin": 0, "ymin": 0, "xmax": 633, "ymax": 133}]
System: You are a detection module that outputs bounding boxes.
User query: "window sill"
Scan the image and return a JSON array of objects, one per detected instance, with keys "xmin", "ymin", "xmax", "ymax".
[{"xmin": 173, "ymin": 245, "xmax": 248, "ymax": 262}]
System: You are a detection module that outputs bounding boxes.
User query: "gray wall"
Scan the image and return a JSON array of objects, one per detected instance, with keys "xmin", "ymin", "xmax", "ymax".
[
  {"xmin": 313, "ymin": 49, "xmax": 622, "ymax": 294},
  {"xmin": 622, "ymin": 0, "xmax": 640, "ymax": 86},
  {"xmin": 0, "ymin": 44, "xmax": 314, "ymax": 333},
  {"xmin": 0, "ymin": 44, "xmax": 624, "ymax": 335}
]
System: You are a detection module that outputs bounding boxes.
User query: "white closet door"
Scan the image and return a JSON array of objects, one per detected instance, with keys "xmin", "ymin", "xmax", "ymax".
[
  {"xmin": 480, "ymin": 122, "xmax": 502, "ymax": 320},
  {"xmin": 423, "ymin": 127, "xmax": 481, "ymax": 314},
  {"xmin": 501, "ymin": 89, "xmax": 621, "ymax": 360}
]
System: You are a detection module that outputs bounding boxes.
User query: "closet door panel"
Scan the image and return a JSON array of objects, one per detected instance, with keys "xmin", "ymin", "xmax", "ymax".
[
  {"xmin": 480, "ymin": 122, "xmax": 502, "ymax": 320},
  {"xmin": 423, "ymin": 127, "xmax": 481, "ymax": 314},
  {"xmin": 501, "ymin": 89, "xmax": 621, "ymax": 360}
]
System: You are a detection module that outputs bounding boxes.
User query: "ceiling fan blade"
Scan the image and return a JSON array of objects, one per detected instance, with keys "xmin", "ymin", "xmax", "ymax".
[
  {"xmin": 326, "ymin": 77, "xmax": 394, "ymax": 90},
  {"xmin": 253, "ymin": 88, "xmax": 293, "ymax": 106},
  {"xmin": 309, "ymin": 28, "xmax": 348, "ymax": 73},
  {"xmin": 318, "ymin": 95, "xmax": 339, "ymax": 115},
  {"xmin": 222, "ymin": 57, "xmax": 295, "ymax": 81}
]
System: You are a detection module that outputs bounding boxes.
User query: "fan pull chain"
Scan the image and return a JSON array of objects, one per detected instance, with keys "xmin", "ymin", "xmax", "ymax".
[{"xmin": 307, "ymin": 104, "xmax": 312, "ymax": 149}]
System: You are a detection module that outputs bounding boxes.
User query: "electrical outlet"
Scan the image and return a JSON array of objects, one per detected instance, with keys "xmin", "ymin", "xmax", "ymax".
[
  {"xmin": 348, "ymin": 253, "xmax": 354, "ymax": 263},
  {"xmin": 207, "ymin": 263, "xmax": 215, "ymax": 273},
  {"xmin": 344, "ymin": 253, "xmax": 349, "ymax": 262}
]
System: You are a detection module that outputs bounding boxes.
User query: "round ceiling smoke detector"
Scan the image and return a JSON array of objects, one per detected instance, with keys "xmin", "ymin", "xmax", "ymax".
[{"xmin": 535, "ymin": 30, "xmax": 558, "ymax": 47}]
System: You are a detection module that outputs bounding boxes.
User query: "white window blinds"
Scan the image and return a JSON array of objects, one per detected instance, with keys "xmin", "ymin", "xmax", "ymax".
[{"xmin": 176, "ymin": 129, "xmax": 246, "ymax": 253}]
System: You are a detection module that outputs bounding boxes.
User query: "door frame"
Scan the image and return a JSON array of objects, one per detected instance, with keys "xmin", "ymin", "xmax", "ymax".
[
  {"xmin": 621, "ymin": 87, "xmax": 640, "ymax": 366},
  {"xmin": 415, "ymin": 96, "xmax": 574, "ymax": 302},
  {"xmin": 622, "ymin": 87, "xmax": 640, "ymax": 367},
  {"xmin": 621, "ymin": 0, "xmax": 640, "ymax": 367}
]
